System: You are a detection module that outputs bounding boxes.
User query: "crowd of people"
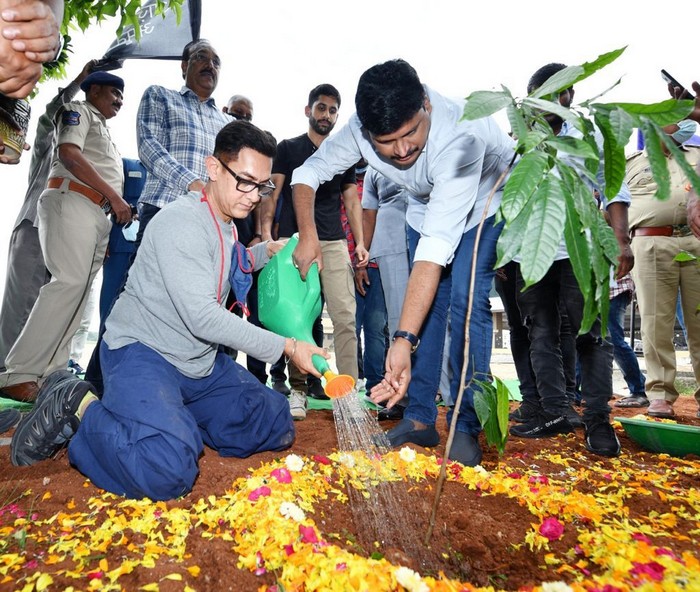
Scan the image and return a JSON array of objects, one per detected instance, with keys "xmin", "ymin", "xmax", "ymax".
[{"xmin": 1, "ymin": 29, "xmax": 699, "ymax": 501}]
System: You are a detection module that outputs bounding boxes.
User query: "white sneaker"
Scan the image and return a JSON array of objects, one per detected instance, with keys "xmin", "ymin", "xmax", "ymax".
[{"xmin": 289, "ymin": 389, "xmax": 307, "ymax": 420}]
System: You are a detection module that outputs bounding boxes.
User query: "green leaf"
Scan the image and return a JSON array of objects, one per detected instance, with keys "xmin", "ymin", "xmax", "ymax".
[
  {"xmin": 495, "ymin": 200, "xmax": 532, "ymax": 268},
  {"xmin": 521, "ymin": 97, "xmax": 582, "ymax": 128},
  {"xmin": 473, "ymin": 380, "xmax": 507, "ymax": 455},
  {"xmin": 613, "ymin": 99, "xmax": 693, "ymax": 126},
  {"xmin": 516, "ymin": 129, "xmax": 550, "ymax": 155},
  {"xmin": 562, "ymin": 188, "xmax": 592, "ymax": 305},
  {"xmin": 593, "ymin": 110, "xmax": 629, "ymax": 199},
  {"xmin": 639, "ymin": 120, "xmax": 671, "ymax": 200},
  {"xmin": 518, "ymin": 177, "xmax": 567, "ymax": 287},
  {"xmin": 506, "ymin": 102, "xmax": 529, "ymax": 143},
  {"xmin": 659, "ymin": 132, "xmax": 700, "ymax": 197},
  {"xmin": 528, "ymin": 47, "xmax": 626, "ymax": 99},
  {"xmin": 473, "ymin": 384, "xmax": 491, "ymax": 426},
  {"xmin": 544, "ymin": 136, "xmax": 599, "ymax": 160},
  {"xmin": 529, "ymin": 65, "xmax": 584, "ymax": 99},
  {"xmin": 674, "ymin": 250, "xmax": 698, "ymax": 262},
  {"xmin": 494, "ymin": 377, "xmax": 511, "ymax": 447},
  {"xmin": 579, "ymin": 47, "xmax": 627, "ymax": 81},
  {"xmin": 501, "ymin": 151, "xmax": 550, "ymax": 219},
  {"xmin": 462, "ymin": 91, "xmax": 513, "ymax": 120}
]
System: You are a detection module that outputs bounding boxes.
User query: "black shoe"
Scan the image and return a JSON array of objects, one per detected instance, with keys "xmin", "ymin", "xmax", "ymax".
[
  {"xmin": 11, "ymin": 371, "xmax": 95, "ymax": 467},
  {"xmin": 0, "ymin": 408, "xmax": 21, "ymax": 433},
  {"xmin": 307, "ymin": 380, "xmax": 329, "ymax": 400},
  {"xmin": 378, "ymin": 405, "xmax": 405, "ymax": 421},
  {"xmin": 272, "ymin": 380, "xmax": 291, "ymax": 396},
  {"xmin": 386, "ymin": 418, "xmax": 440, "ymax": 448},
  {"xmin": 584, "ymin": 416, "xmax": 621, "ymax": 457},
  {"xmin": 448, "ymin": 431, "xmax": 482, "ymax": 466},
  {"xmin": 509, "ymin": 412, "xmax": 574, "ymax": 439},
  {"xmin": 509, "ymin": 401, "xmax": 541, "ymax": 423},
  {"xmin": 565, "ymin": 405, "xmax": 584, "ymax": 428}
]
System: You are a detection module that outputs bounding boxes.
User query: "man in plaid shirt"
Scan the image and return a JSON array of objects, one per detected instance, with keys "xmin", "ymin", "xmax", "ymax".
[{"xmin": 136, "ymin": 39, "xmax": 230, "ymax": 241}]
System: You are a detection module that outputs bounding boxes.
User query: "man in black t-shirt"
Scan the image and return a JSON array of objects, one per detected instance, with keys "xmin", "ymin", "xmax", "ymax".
[{"xmin": 261, "ymin": 84, "xmax": 368, "ymax": 420}]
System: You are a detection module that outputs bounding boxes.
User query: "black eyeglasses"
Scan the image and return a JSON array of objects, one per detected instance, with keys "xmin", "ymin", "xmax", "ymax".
[
  {"xmin": 217, "ymin": 158, "xmax": 275, "ymax": 198},
  {"xmin": 231, "ymin": 112, "xmax": 253, "ymax": 122}
]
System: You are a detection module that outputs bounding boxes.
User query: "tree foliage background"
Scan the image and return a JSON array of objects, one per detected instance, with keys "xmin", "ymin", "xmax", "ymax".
[{"xmin": 462, "ymin": 47, "xmax": 700, "ymax": 334}]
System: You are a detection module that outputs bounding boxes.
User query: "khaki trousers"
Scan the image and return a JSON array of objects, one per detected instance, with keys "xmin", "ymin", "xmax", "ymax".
[
  {"xmin": 630, "ymin": 234, "xmax": 700, "ymax": 403},
  {"xmin": 0, "ymin": 190, "xmax": 110, "ymax": 387}
]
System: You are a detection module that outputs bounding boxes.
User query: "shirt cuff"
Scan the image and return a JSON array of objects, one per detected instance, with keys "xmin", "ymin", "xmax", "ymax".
[{"xmin": 413, "ymin": 235, "xmax": 454, "ymax": 267}]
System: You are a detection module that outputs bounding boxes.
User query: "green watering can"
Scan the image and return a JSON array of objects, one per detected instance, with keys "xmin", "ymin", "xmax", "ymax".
[{"xmin": 258, "ymin": 234, "xmax": 355, "ymax": 398}]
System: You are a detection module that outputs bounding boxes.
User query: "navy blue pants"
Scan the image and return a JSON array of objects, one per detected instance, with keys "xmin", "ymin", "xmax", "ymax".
[{"xmin": 69, "ymin": 341, "xmax": 295, "ymax": 500}]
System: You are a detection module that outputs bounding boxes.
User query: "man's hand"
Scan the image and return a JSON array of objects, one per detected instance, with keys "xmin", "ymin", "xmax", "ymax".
[
  {"xmin": 354, "ymin": 243, "xmax": 369, "ymax": 268},
  {"xmin": 265, "ymin": 238, "xmax": 286, "ymax": 258},
  {"xmin": 292, "ymin": 234, "xmax": 323, "ymax": 279},
  {"xmin": 1, "ymin": 0, "xmax": 61, "ymax": 62},
  {"xmin": 354, "ymin": 267, "xmax": 369, "ymax": 296},
  {"xmin": 370, "ymin": 339, "xmax": 412, "ymax": 408},
  {"xmin": 284, "ymin": 337, "xmax": 328, "ymax": 378},
  {"xmin": 669, "ymin": 80, "xmax": 700, "ymax": 124},
  {"xmin": 108, "ymin": 195, "xmax": 132, "ymax": 224},
  {"xmin": 615, "ymin": 240, "xmax": 634, "ymax": 279},
  {"xmin": 0, "ymin": 135, "xmax": 29, "ymax": 164}
]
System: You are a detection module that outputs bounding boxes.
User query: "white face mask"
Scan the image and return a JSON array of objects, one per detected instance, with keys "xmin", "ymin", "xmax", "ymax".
[{"xmin": 122, "ymin": 219, "xmax": 140, "ymax": 242}]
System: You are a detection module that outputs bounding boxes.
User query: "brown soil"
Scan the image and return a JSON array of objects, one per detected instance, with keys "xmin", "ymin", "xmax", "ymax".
[{"xmin": 0, "ymin": 396, "xmax": 698, "ymax": 591}]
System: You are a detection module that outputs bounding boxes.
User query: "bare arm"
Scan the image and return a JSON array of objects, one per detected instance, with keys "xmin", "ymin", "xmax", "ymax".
[
  {"xmin": 340, "ymin": 183, "xmax": 368, "ymax": 268},
  {"xmin": 606, "ymin": 202, "xmax": 633, "ymax": 279},
  {"xmin": 363, "ymin": 208, "xmax": 377, "ymax": 253},
  {"xmin": 370, "ymin": 260, "xmax": 442, "ymax": 407},
  {"xmin": 58, "ymin": 143, "xmax": 131, "ymax": 223},
  {"xmin": 260, "ymin": 172, "xmax": 284, "ymax": 241},
  {"xmin": 291, "ymin": 182, "xmax": 322, "ymax": 278}
]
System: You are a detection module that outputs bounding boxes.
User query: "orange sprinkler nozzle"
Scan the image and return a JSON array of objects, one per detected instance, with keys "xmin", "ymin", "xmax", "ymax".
[{"xmin": 323, "ymin": 372, "xmax": 355, "ymax": 399}]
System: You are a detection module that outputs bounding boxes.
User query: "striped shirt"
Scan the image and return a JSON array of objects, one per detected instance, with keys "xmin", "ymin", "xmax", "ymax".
[{"xmin": 137, "ymin": 85, "xmax": 230, "ymax": 210}]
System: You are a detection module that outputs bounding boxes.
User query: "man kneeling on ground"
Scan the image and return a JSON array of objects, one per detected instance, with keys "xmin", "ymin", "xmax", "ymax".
[{"xmin": 10, "ymin": 120, "xmax": 328, "ymax": 501}]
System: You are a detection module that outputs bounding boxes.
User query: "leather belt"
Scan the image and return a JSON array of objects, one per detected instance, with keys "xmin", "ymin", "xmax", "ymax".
[
  {"xmin": 47, "ymin": 177, "xmax": 110, "ymax": 211},
  {"xmin": 631, "ymin": 224, "xmax": 691, "ymax": 238}
]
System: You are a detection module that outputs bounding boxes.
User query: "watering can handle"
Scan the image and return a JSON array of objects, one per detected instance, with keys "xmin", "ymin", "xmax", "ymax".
[{"xmin": 312, "ymin": 353, "xmax": 330, "ymax": 375}]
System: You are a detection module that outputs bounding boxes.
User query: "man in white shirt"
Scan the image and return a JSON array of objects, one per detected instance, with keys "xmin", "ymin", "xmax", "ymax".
[{"xmin": 291, "ymin": 59, "xmax": 515, "ymax": 466}]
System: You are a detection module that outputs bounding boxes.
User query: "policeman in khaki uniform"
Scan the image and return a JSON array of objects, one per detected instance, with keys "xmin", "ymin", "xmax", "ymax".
[
  {"xmin": 627, "ymin": 110, "xmax": 700, "ymax": 419},
  {"xmin": 0, "ymin": 71, "xmax": 131, "ymax": 402}
]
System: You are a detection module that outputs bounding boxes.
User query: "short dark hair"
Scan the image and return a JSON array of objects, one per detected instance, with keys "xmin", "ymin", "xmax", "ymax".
[
  {"xmin": 214, "ymin": 120, "xmax": 277, "ymax": 162},
  {"xmin": 308, "ymin": 84, "xmax": 341, "ymax": 108},
  {"xmin": 527, "ymin": 62, "xmax": 568, "ymax": 94},
  {"xmin": 355, "ymin": 59, "xmax": 425, "ymax": 136},
  {"xmin": 181, "ymin": 38, "xmax": 213, "ymax": 61}
]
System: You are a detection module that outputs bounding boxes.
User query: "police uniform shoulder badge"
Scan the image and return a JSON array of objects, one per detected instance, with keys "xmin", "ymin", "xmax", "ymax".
[{"xmin": 62, "ymin": 110, "xmax": 81, "ymax": 126}]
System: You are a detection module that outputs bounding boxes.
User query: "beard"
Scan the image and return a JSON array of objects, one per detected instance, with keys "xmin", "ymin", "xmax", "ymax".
[{"xmin": 309, "ymin": 115, "xmax": 335, "ymax": 136}]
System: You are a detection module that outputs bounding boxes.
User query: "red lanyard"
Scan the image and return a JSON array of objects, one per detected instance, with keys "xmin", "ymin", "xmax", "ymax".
[
  {"xmin": 200, "ymin": 190, "xmax": 254, "ymax": 307},
  {"xmin": 201, "ymin": 190, "xmax": 231, "ymax": 304}
]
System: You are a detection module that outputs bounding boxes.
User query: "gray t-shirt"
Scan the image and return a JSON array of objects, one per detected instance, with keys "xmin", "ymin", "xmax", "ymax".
[{"xmin": 104, "ymin": 192, "xmax": 285, "ymax": 378}]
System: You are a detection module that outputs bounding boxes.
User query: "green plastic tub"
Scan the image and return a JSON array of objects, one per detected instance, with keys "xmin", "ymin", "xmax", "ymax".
[{"xmin": 615, "ymin": 416, "xmax": 700, "ymax": 457}]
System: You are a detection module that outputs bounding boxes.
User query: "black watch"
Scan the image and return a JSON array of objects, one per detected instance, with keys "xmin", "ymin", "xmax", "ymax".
[{"xmin": 392, "ymin": 330, "xmax": 420, "ymax": 353}]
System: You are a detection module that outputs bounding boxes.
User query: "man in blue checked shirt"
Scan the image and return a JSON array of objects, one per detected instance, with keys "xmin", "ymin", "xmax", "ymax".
[{"xmin": 135, "ymin": 38, "xmax": 230, "ymax": 243}]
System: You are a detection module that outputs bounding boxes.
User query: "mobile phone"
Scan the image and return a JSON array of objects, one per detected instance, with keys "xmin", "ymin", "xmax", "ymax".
[{"xmin": 661, "ymin": 69, "xmax": 692, "ymax": 99}]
